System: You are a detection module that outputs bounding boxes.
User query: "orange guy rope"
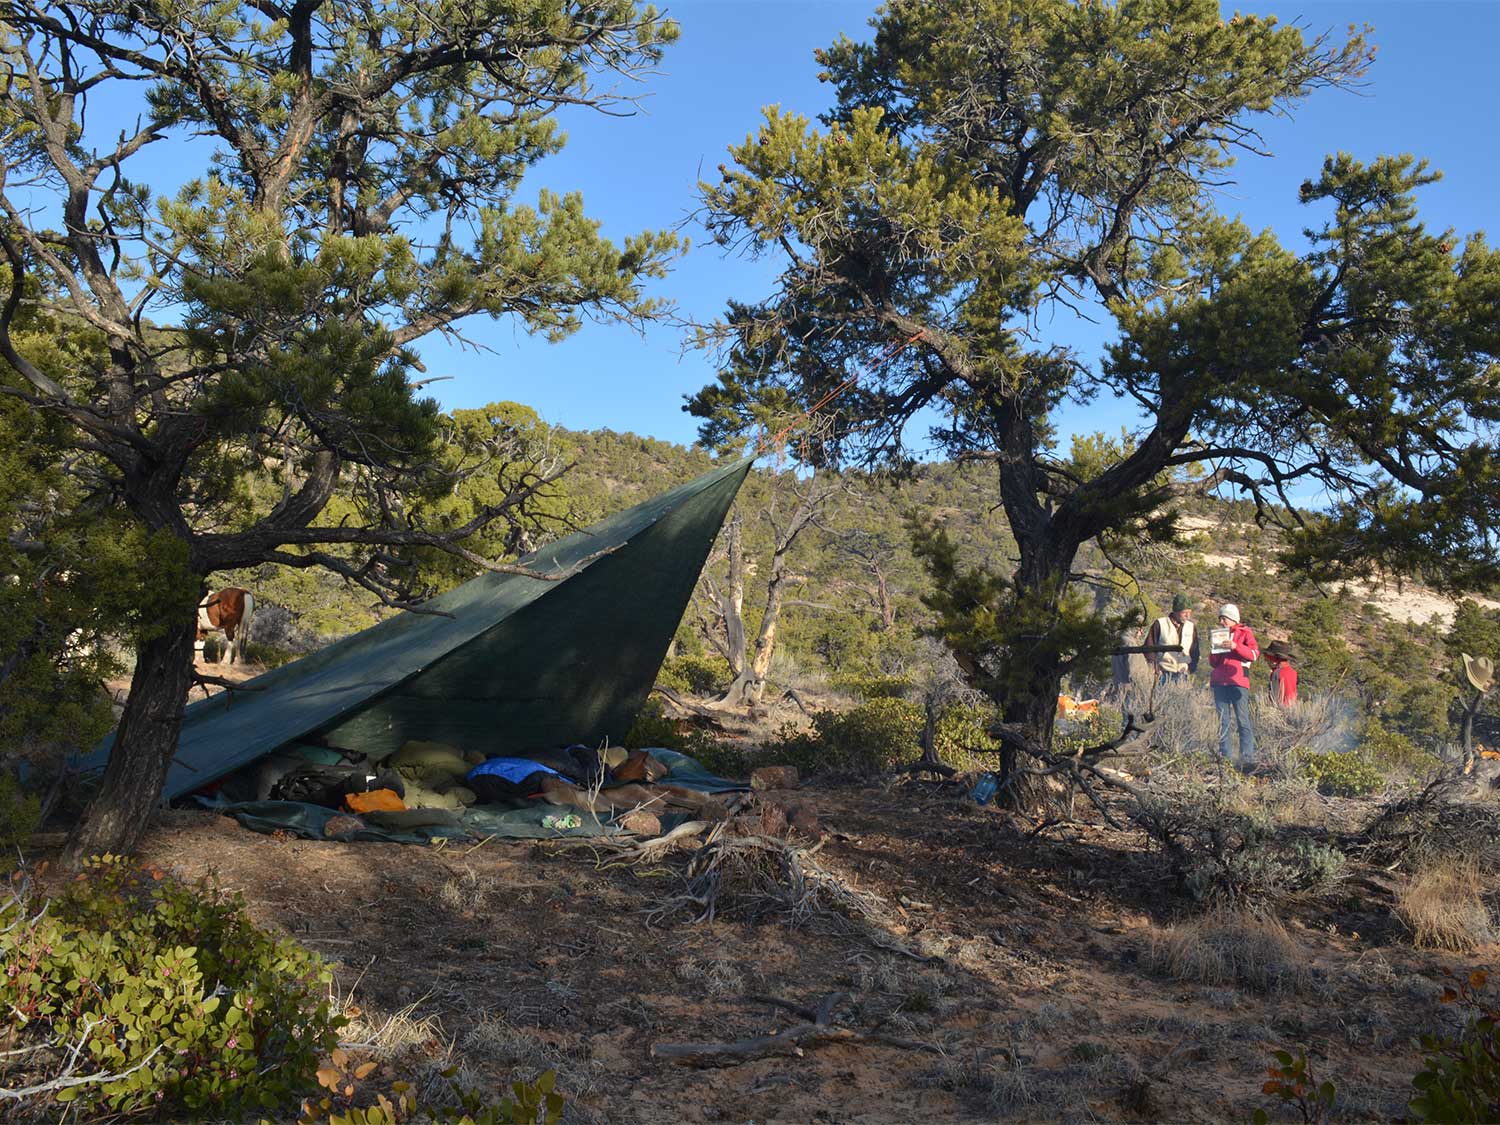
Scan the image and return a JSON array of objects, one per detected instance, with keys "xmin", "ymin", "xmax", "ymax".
[{"xmin": 754, "ymin": 333, "xmax": 924, "ymax": 457}]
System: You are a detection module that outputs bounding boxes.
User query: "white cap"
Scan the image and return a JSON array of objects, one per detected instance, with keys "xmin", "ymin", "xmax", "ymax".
[{"xmin": 1219, "ymin": 603, "xmax": 1240, "ymax": 624}]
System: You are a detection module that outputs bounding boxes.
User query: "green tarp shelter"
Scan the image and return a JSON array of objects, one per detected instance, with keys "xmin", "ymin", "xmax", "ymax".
[{"xmin": 84, "ymin": 457, "xmax": 752, "ymax": 804}]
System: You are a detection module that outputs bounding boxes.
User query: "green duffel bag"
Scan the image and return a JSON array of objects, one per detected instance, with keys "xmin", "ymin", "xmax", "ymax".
[
  {"xmin": 385, "ymin": 740, "xmax": 483, "ymax": 785},
  {"xmin": 401, "ymin": 783, "xmax": 468, "ymax": 811}
]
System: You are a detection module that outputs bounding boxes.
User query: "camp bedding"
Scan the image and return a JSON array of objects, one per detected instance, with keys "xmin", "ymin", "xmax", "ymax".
[
  {"xmin": 648, "ymin": 749, "xmax": 747, "ymax": 794},
  {"xmin": 211, "ymin": 751, "xmax": 747, "ymax": 843},
  {"xmin": 467, "ymin": 757, "xmax": 567, "ymax": 785},
  {"xmin": 221, "ymin": 798, "xmax": 619, "ymax": 844}
]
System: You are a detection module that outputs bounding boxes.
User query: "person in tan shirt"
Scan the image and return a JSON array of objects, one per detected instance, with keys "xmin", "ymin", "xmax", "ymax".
[{"xmin": 1145, "ymin": 594, "xmax": 1199, "ymax": 683}]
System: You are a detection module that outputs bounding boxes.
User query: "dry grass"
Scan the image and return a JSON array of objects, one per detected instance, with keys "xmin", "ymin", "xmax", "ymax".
[
  {"xmin": 673, "ymin": 952, "xmax": 746, "ymax": 997},
  {"xmin": 461, "ymin": 1015, "xmax": 604, "ymax": 1104},
  {"xmin": 438, "ymin": 868, "xmax": 493, "ymax": 913},
  {"xmin": 1256, "ymin": 691, "xmax": 1359, "ymax": 764},
  {"xmin": 1396, "ymin": 859, "xmax": 1496, "ymax": 951},
  {"xmin": 1140, "ymin": 677, "xmax": 1359, "ymax": 778},
  {"xmin": 1146, "ymin": 907, "xmax": 1306, "ymax": 993},
  {"xmin": 1219, "ymin": 776, "xmax": 1327, "ymax": 826}
]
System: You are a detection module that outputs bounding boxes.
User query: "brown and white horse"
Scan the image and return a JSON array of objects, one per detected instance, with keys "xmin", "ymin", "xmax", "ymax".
[{"xmin": 197, "ymin": 587, "xmax": 255, "ymax": 664}]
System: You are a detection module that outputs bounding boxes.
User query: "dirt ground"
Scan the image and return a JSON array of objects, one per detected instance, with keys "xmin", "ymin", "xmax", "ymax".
[{"xmin": 48, "ymin": 773, "xmax": 1477, "ymax": 1124}]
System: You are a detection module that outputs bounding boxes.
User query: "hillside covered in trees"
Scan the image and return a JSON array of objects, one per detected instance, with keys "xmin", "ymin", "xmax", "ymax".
[{"xmin": 231, "ymin": 412, "xmax": 1499, "ymax": 765}]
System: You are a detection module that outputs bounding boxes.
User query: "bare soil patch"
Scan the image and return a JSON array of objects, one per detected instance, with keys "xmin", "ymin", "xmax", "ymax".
[{"xmin": 39, "ymin": 779, "xmax": 1488, "ymax": 1122}]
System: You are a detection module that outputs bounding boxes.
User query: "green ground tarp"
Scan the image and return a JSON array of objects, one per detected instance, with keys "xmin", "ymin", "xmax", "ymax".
[{"xmin": 83, "ymin": 459, "xmax": 752, "ymax": 804}]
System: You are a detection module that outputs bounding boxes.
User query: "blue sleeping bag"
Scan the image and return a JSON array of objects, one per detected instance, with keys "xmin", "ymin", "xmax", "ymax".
[{"xmin": 466, "ymin": 757, "xmax": 568, "ymax": 803}]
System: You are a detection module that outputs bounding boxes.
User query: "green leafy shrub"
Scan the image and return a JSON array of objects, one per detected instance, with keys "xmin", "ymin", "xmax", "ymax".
[
  {"xmin": 243, "ymin": 640, "xmax": 300, "ymax": 669},
  {"xmin": 934, "ymin": 704, "xmax": 1000, "ymax": 772},
  {"xmin": 770, "ymin": 699, "xmax": 998, "ymax": 776},
  {"xmin": 1410, "ymin": 969, "xmax": 1500, "ymax": 1122},
  {"xmin": 1361, "ymin": 718, "xmax": 1440, "ymax": 774},
  {"xmin": 1252, "ymin": 1046, "xmax": 1338, "ymax": 1124},
  {"xmin": 0, "ymin": 770, "xmax": 41, "ymax": 852},
  {"xmin": 1299, "ymin": 750, "xmax": 1386, "ymax": 796},
  {"xmin": 829, "ymin": 673, "xmax": 914, "ymax": 701},
  {"xmin": 1054, "ymin": 707, "xmax": 1123, "ymax": 758},
  {"xmin": 771, "ymin": 698, "xmax": 923, "ymax": 776},
  {"xmin": 298, "ymin": 1052, "xmax": 563, "ymax": 1124},
  {"xmin": 655, "ymin": 654, "xmax": 729, "ymax": 696},
  {"xmin": 1, "ymin": 856, "xmax": 342, "ymax": 1118},
  {"xmin": 1286, "ymin": 841, "xmax": 1348, "ymax": 890},
  {"xmin": 202, "ymin": 632, "xmax": 226, "ymax": 662}
]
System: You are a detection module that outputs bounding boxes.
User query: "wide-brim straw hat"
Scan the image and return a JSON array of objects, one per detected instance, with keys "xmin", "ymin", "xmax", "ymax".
[{"xmin": 1464, "ymin": 653, "xmax": 1496, "ymax": 693}]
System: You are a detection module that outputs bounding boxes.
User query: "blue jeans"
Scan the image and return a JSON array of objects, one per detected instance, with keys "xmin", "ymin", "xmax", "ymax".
[{"xmin": 1213, "ymin": 683, "xmax": 1255, "ymax": 765}]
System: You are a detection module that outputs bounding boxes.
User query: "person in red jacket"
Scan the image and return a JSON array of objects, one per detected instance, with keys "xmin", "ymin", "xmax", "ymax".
[
  {"xmin": 1209, "ymin": 602, "xmax": 1259, "ymax": 770},
  {"xmin": 1265, "ymin": 640, "xmax": 1298, "ymax": 707}
]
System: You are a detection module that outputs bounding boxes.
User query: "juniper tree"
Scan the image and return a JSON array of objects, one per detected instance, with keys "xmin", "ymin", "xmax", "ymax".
[
  {"xmin": 0, "ymin": 0, "xmax": 679, "ymax": 859},
  {"xmin": 689, "ymin": 0, "xmax": 1500, "ymax": 797}
]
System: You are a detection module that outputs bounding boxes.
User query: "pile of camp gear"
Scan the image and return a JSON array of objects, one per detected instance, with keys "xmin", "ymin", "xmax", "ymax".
[{"xmin": 200, "ymin": 736, "xmax": 750, "ymax": 844}]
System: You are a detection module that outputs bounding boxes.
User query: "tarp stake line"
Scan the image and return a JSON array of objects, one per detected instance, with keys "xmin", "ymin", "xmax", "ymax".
[{"xmin": 755, "ymin": 334, "xmax": 923, "ymax": 458}]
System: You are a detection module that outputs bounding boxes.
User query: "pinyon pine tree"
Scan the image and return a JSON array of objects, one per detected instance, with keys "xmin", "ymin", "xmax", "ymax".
[
  {"xmin": 689, "ymin": 0, "xmax": 1500, "ymax": 799},
  {"xmin": 0, "ymin": 0, "xmax": 680, "ymax": 859}
]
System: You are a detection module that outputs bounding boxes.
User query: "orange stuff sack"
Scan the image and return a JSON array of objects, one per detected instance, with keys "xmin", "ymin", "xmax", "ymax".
[
  {"xmin": 1056, "ymin": 696, "xmax": 1100, "ymax": 719},
  {"xmin": 344, "ymin": 788, "xmax": 405, "ymax": 814}
]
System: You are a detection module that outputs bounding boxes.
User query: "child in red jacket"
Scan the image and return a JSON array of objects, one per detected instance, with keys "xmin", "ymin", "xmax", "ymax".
[
  {"xmin": 1265, "ymin": 640, "xmax": 1298, "ymax": 707},
  {"xmin": 1209, "ymin": 603, "xmax": 1259, "ymax": 770}
]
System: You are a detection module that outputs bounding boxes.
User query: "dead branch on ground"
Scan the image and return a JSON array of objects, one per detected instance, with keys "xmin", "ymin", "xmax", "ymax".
[
  {"xmin": 651, "ymin": 991, "xmax": 940, "ymax": 1067},
  {"xmin": 192, "ymin": 671, "xmax": 268, "ymax": 701},
  {"xmin": 0, "ymin": 1018, "xmax": 162, "ymax": 1104},
  {"xmin": 649, "ymin": 686, "xmax": 727, "ymax": 724},
  {"xmin": 635, "ymin": 830, "xmax": 929, "ymax": 960},
  {"xmin": 781, "ymin": 687, "xmax": 815, "ymax": 717}
]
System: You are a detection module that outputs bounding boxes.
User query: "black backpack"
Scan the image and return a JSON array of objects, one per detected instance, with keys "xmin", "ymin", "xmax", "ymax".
[{"xmin": 270, "ymin": 764, "xmax": 405, "ymax": 808}]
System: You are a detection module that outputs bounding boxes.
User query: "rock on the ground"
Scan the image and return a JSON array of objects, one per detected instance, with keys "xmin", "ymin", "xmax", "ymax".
[
  {"xmin": 750, "ymin": 765, "xmax": 800, "ymax": 791},
  {"xmin": 787, "ymin": 802, "xmax": 821, "ymax": 839},
  {"xmin": 618, "ymin": 810, "xmax": 663, "ymax": 836},
  {"xmin": 323, "ymin": 815, "xmax": 363, "ymax": 839}
]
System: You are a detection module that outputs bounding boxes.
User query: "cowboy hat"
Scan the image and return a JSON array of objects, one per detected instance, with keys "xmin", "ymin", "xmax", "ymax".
[
  {"xmin": 1463, "ymin": 653, "xmax": 1496, "ymax": 693},
  {"xmin": 1266, "ymin": 640, "xmax": 1294, "ymax": 661}
]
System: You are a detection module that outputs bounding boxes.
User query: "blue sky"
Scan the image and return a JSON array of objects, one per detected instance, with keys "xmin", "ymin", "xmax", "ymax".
[
  {"xmin": 436, "ymin": 0, "xmax": 1500, "ymax": 451},
  {"xmin": 69, "ymin": 1, "xmax": 1500, "ymax": 451}
]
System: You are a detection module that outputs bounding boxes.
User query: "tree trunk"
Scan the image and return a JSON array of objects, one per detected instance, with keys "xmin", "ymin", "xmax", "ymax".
[
  {"xmin": 874, "ymin": 566, "xmax": 894, "ymax": 631},
  {"xmin": 735, "ymin": 551, "xmax": 797, "ymax": 706},
  {"xmin": 993, "ymin": 532, "xmax": 1076, "ymax": 809},
  {"xmin": 63, "ymin": 612, "xmax": 199, "ymax": 864},
  {"xmin": 713, "ymin": 479, "xmax": 823, "ymax": 713},
  {"xmin": 722, "ymin": 514, "xmax": 747, "ymax": 679},
  {"xmin": 1462, "ymin": 697, "xmax": 1479, "ymax": 771},
  {"xmin": 719, "ymin": 671, "xmax": 762, "ymax": 709},
  {"xmin": 998, "ymin": 652, "xmax": 1065, "ymax": 808}
]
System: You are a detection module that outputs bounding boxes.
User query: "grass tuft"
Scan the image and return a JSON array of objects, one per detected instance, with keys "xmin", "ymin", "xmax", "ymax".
[{"xmin": 1396, "ymin": 859, "xmax": 1496, "ymax": 951}]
